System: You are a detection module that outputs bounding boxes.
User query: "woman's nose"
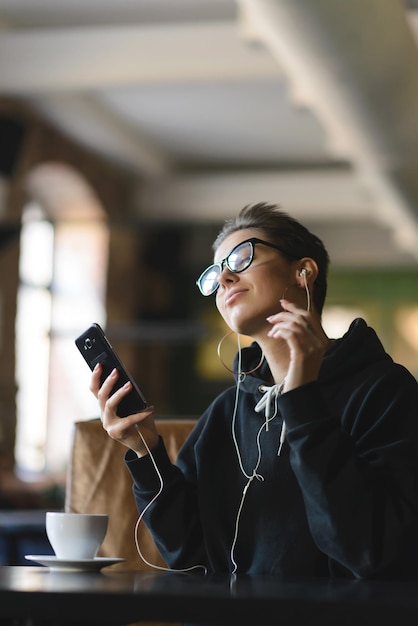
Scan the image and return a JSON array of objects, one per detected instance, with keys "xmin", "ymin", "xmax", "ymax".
[{"xmin": 218, "ymin": 265, "xmax": 238, "ymax": 287}]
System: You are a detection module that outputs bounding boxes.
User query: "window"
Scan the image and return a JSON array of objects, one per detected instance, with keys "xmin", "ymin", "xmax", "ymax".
[{"xmin": 15, "ymin": 180, "xmax": 109, "ymax": 476}]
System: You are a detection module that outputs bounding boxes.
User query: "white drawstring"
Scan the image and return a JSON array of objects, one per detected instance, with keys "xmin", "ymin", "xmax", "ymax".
[{"xmin": 254, "ymin": 380, "xmax": 286, "ymax": 454}]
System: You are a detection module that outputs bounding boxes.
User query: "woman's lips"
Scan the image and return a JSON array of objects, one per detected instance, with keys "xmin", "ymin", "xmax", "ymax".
[{"xmin": 225, "ymin": 288, "xmax": 246, "ymax": 306}]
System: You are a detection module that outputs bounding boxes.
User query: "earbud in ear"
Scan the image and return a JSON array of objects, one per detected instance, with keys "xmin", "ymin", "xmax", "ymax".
[{"xmin": 299, "ymin": 269, "xmax": 311, "ymax": 312}]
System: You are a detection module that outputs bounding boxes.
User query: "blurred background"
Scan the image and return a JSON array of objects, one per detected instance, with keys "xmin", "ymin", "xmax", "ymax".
[{"xmin": 0, "ymin": 0, "xmax": 418, "ymax": 527}]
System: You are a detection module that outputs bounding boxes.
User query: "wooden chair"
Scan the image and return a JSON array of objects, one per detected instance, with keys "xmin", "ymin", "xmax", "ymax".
[{"xmin": 65, "ymin": 417, "xmax": 197, "ymax": 626}]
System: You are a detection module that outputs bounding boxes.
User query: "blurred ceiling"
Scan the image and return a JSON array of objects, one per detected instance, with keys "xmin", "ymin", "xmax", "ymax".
[{"xmin": 1, "ymin": 0, "xmax": 418, "ymax": 268}]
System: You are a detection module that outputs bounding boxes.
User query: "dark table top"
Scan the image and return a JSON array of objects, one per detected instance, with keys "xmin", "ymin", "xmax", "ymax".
[
  {"xmin": 0, "ymin": 509, "xmax": 48, "ymax": 531},
  {"xmin": 1, "ymin": 565, "xmax": 418, "ymax": 625}
]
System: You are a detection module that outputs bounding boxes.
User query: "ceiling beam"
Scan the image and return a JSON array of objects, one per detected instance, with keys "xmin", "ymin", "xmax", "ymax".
[
  {"xmin": 136, "ymin": 169, "xmax": 375, "ymax": 222},
  {"xmin": 28, "ymin": 93, "xmax": 170, "ymax": 178},
  {"xmin": 237, "ymin": 0, "xmax": 418, "ymax": 256},
  {"xmin": 238, "ymin": 0, "xmax": 418, "ymax": 163},
  {"xmin": 0, "ymin": 21, "xmax": 280, "ymax": 93},
  {"xmin": 136, "ymin": 166, "xmax": 418, "ymax": 263},
  {"xmin": 136, "ymin": 168, "xmax": 418, "ymax": 266}
]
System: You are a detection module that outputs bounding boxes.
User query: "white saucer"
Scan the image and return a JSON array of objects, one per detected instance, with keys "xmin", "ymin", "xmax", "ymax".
[{"xmin": 25, "ymin": 555, "xmax": 124, "ymax": 571}]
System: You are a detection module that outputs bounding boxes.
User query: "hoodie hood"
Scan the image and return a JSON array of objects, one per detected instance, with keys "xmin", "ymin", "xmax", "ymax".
[{"xmin": 234, "ymin": 318, "xmax": 392, "ymax": 394}]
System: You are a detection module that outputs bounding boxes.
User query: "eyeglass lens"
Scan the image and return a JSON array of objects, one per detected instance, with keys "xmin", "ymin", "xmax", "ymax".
[
  {"xmin": 228, "ymin": 241, "xmax": 253, "ymax": 272},
  {"xmin": 198, "ymin": 241, "xmax": 253, "ymax": 295}
]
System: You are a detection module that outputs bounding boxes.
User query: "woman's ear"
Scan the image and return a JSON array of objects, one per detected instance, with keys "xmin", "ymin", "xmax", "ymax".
[{"xmin": 296, "ymin": 258, "xmax": 318, "ymax": 287}]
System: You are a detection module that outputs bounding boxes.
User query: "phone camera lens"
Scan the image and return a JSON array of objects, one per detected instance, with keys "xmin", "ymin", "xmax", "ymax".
[{"xmin": 84, "ymin": 337, "xmax": 94, "ymax": 350}]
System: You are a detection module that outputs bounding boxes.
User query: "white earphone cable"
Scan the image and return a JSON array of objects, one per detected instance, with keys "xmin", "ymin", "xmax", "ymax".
[
  {"xmin": 133, "ymin": 426, "xmax": 207, "ymax": 574},
  {"xmin": 302, "ymin": 270, "xmax": 311, "ymax": 313},
  {"xmin": 230, "ymin": 336, "xmax": 280, "ymax": 573}
]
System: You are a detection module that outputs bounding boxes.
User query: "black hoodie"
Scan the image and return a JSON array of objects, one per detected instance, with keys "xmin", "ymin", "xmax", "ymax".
[{"xmin": 126, "ymin": 319, "xmax": 418, "ymax": 580}]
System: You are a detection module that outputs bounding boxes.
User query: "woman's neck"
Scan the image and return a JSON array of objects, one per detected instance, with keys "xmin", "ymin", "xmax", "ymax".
[{"xmin": 257, "ymin": 337, "xmax": 290, "ymax": 385}]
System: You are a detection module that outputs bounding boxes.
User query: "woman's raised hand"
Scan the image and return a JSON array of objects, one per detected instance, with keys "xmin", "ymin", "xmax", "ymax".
[{"xmin": 266, "ymin": 298, "xmax": 330, "ymax": 393}]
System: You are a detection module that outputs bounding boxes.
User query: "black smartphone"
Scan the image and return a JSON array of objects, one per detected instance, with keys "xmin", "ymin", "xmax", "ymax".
[{"xmin": 75, "ymin": 323, "xmax": 148, "ymax": 417}]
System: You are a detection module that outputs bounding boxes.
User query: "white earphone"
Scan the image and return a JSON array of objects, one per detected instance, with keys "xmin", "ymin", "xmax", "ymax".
[{"xmin": 299, "ymin": 268, "xmax": 311, "ymax": 312}]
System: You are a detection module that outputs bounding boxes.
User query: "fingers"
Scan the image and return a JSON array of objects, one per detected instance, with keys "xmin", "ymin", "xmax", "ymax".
[
  {"xmin": 92, "ymin": 365, "xmax": 129, "ymax": 411},
  {"xmin": 266, "ymin": 298, "xmax": 329, "ymax": 369},
  {"xmin": 89, "ymin": 363, "xmax": 158, "ymax": 455},
  {"xmin": 278, "ymin": 298, "xmax": 312, "ymax": 324},
  {"xmin": 89, "ymin": 363, "xmax": 102, "ymax": 396},
  {"xmin": 267, "ymin": 299, "xmax": 313, "ymax": 340},
  {"xmin": 105, "ymin": 406, "xmax": 157, "ymax": 456},
  {"xmin": 105, "ymin": 405, "xmax": 154, "ymax": 439},
  {"xmin": 266, "ymin": 299, "xmax": 329, "ymax": 360},
  {"xmin": 265, "ymin": 299, "xmax": 330, "ymax": 392},
  {"xmin": 91, "ymin": 365, "xmax": 129, "ymax": 421}
]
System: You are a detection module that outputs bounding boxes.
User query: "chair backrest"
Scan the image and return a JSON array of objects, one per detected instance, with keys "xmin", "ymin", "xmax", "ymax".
[{"xmin": 65, "ymin": 418, "xmax": 197, "ymax": 571}]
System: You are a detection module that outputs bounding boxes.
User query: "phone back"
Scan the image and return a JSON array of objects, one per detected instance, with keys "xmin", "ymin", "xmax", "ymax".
[{"xmin": 75, "ymin": 323, "xmax": 148, "ymax": 417}]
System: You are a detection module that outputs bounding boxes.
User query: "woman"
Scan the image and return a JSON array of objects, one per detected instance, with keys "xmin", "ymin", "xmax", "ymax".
[{"xmin": 91, "ymin": 202, "xmax": 418, "ymax": 579}]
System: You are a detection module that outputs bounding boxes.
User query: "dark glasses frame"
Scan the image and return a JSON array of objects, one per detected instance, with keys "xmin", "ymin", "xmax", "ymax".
[{"xmin": 196, "ymin": 237, "xmax": 299, "ymax": 296}]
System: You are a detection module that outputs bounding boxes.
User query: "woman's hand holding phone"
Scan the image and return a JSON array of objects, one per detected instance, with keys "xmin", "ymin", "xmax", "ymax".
[{"xmin": 91, "ymin": 364, "xmax": 159, "ymax": 457}]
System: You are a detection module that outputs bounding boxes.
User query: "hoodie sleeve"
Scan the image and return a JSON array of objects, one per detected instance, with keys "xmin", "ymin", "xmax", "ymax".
[
  {"xmin": 280, "ymin": 366, "xmax": 418, "ymax": 579},
  {"xmin": 124, "ymin": 429, "xmax": 208, "ymax": 572}
]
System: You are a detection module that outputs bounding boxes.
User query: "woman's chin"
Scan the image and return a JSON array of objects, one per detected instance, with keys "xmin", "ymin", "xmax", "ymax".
[{"xmin": 228, "ymin": 317, "xmax": 267, "ymax": 339}]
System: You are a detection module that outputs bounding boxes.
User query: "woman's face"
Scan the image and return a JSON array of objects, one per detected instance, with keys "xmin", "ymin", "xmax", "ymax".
[{"xmin": 214, "ymin": 228, "xmax": 299, "ymax": 337}]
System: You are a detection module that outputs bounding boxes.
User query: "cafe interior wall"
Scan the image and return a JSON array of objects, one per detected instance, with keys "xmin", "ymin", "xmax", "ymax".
[
  {"xmin": 0, "ymin": 103, "xmax": 418, "ymax": 483},
  {"xmin": 326, "ymin": 270, "xmax": 418, "ymax": 378}
]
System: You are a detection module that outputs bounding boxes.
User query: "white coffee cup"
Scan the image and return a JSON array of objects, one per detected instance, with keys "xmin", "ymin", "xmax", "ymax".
[{"xmin": 46, "ymin": 512, "xmax": 108, "ymax": 560}]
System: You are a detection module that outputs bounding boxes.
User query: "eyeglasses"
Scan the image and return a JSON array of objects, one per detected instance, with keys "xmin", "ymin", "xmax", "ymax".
[{"xmin": 196, "ymin": 237, "xmax": 298, "ymax": 296}]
